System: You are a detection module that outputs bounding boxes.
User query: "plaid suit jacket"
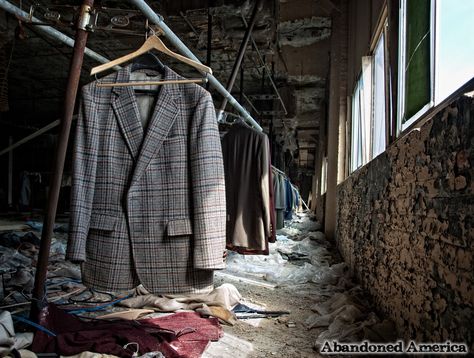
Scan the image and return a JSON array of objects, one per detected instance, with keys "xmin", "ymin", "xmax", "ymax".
[{"xmin": 66, "ymin": 65, "xmax": 226, "ymax": 294}]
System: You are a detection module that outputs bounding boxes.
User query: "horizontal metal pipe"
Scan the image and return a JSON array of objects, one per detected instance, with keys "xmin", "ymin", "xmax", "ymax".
[
  {"xmin": 0, "ymin": 0, "xmax": 109, "ymax": 64},
  {"xmin": 128, "ymin": 0, "xmax": 263, "ymax": 132},
  {"xmin": 0, "ymin": 119, "xmax": 61, "ymax": 157},
  {"xmin": 0, "ymin": 0, "xmax": 261, "ymax": 130}
]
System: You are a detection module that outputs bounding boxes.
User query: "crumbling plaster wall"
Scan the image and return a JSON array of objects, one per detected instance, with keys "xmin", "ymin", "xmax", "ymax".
[{"xmin": 336, "ymin": 95, "xmax": 474, "ymax": 348}]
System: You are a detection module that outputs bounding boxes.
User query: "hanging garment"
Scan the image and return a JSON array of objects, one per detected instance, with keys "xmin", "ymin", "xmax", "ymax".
[
  {"xmin": 228, "ymin": 142, "xmax": 276, "ymax": 254},
  {"xmin": 284, "ymin": 178, "xmax": 293, "ymax": 220},
  {"xmin": 267, "ymin": 148, "xmax": 276, "ymax": 243},
  {"xmin": 221, "ymin": 121, "xmax": 271, "ymax": 252},
  {"xmin": 293, "ymin": 185, "xmax": 301, "ymax": 212},
  {"xmin": 273, "ymin": 171, "xmax": 286, "ymax": 229},
  {"xmin": 67, "ymin": 65, "xmax": 226, "ymax": 295},
  {"xmin": 19, "ymin": 171, "xmax": 31, "ymax": 208}
]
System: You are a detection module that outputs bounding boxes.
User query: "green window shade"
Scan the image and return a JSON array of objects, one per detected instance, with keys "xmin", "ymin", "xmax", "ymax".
[{"xmin": 404, "ymin": 0, "xmax": 431, "ymax": 121}]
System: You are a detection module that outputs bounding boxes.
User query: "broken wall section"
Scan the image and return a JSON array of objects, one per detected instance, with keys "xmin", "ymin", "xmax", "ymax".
[{"xmin": 336, "ymin": 94, "xmax": 474, "ymax": 349}]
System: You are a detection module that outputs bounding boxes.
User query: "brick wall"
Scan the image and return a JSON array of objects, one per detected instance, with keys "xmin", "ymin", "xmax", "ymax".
[{"xmin": 336, "ymin": 94, "xmax": 474, "ymax": 348}]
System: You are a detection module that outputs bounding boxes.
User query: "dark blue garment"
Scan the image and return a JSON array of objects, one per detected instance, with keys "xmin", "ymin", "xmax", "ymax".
[
  {"xmin": 284, "ymin": 178, "xmax": 293, "ymax": 220},
  {"xmin": 294, "ymin": 187, "xmax": 300, "ymax": 210}
]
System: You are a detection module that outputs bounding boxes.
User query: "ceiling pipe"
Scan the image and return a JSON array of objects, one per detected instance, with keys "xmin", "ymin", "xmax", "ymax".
[
  {"xmin": 0, "ymin": 0, "xmax": 109, "ymax": 64},
  {"xmin": 0, "ymin": 0, "xmax": 262, "ymax": 131}
]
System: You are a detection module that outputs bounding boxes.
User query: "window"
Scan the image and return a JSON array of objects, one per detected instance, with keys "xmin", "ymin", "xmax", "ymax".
[
  {"xmin": 372, "ymin": 33, "xmax": 387, "ymax": 158},
  {"xmin": 398, "ymin": 0, "xmax": 474, "ymax": 132},
  {"xmin": 350, "ymin": 30, "xmax": 388, "ymax": 173},
  {"xmin": 350, "ymin": 58, "xmax": 372, "ymax": 172},
  {"xmin": 435, "ymin": 0, "xmax": 474, "ymax": 103},
  {"xmin": 320, "ymin": 156, "xmax": 328, "ymax": 194}
]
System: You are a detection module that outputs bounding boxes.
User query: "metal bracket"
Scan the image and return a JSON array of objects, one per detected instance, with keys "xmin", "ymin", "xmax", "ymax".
[
  {"xmin": 26, "ymin": 5, "xmax": 148, "ymax": 36},
  {"xmin": 78, "ymin": 5, "xmax": 94, "ymax": 31}
]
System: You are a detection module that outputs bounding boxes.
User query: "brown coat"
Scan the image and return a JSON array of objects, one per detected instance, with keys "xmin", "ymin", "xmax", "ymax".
[{"xmin": 221, "ymin": 122, "xmax": 271, "ymax": 251}]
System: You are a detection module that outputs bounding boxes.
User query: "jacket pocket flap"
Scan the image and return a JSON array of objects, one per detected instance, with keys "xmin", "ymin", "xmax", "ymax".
[
  {"xmin": 167, "ymin": 219, "xmax": 193, "ymax": 236},
  {"xmin": 89, "ymin": 214, "xmax": 117, "ymax": 231}
]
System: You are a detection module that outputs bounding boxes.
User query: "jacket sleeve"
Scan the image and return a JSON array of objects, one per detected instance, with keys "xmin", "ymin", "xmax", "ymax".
[
  {"xmin": 189, "ymin": 92, "xmax": 226, "ymax": 270},
  {"xmin": 66, "ymin": 88, "xmax": 99, "ymax": 262}
]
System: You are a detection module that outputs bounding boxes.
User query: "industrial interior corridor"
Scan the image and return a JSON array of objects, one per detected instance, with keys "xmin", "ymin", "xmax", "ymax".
[{"xmin": 0, "ymin": 0, "xmax": 472, "ymax": 357}]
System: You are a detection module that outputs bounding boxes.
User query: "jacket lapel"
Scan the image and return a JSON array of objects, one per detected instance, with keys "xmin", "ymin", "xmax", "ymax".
[
  {"xmin": 111, "ymin": 66, "xmax": 144, "ymax": 160},
  {"xmin": 130, "ymin": 66, "xmax": 180, "ymax": 186}
]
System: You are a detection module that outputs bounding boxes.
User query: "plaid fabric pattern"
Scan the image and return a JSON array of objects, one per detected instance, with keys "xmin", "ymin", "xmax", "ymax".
[{"xmin": 67, "ymin": 65, "xmax": 226, "ymax": 294}]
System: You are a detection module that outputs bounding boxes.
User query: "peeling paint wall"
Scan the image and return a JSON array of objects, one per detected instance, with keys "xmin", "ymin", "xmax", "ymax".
[{"xmin": 336, "ymin": 95, "xmax": 474, "ymax": 348}]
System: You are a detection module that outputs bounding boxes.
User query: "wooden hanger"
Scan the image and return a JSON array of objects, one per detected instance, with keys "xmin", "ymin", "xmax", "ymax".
[{"xmin": 90, "ymin": 34, "xmax": 212, "ymax": 87}]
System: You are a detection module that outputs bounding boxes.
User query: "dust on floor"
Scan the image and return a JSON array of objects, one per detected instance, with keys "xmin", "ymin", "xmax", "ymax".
[{"xmin": 205, "ymin": 213, "xmax": 397, "ymax": 358}]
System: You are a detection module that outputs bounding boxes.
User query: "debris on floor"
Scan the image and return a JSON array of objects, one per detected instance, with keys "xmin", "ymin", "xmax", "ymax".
[{"xmin": 0, "ymin": 212, "xmax": 396, "ymax": 357}]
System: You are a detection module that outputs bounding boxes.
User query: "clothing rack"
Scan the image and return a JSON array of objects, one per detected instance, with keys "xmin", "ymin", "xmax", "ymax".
[
  {"xmin": 0, "ymin": 0, "xmax": 264, "ymax": 321},
  {"xmin": 271, "ymin": 166, "xmax": 310, "ymax": 211},
  {"xmin": 0, "ymin": 0, "xmax": 262, "ymax": 131}
]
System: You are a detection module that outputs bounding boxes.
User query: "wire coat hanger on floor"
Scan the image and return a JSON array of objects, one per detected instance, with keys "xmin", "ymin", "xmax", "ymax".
[{"xmin": 90, "ymin": 29, "xmax": 212, "ymax": 87}]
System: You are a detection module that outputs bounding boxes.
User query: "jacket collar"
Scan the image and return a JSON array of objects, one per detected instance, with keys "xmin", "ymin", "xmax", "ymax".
[{"xmin": 110, "ymin": 64, "xmax": 181, "ymax": 185}]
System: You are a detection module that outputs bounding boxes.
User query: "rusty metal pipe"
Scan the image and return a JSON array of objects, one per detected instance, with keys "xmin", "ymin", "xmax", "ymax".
[{"xmin": 30, "ymin": 0, "xmax": 94, "ymax": 321}]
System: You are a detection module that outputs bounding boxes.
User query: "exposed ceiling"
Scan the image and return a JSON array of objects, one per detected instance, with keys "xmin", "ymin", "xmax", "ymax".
[{"xmin": 0, "ymin": 0, "xmax": 334, "ymax": 173}]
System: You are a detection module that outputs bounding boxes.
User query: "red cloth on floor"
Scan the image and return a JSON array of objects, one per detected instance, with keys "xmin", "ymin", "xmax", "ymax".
[
  {"xmin": 141, "ymin": 312, "xmax": 223, "ymax": 358},
  {"xmin": 31, "ymin": 304, "xmax": 222, "ymax": 358}
]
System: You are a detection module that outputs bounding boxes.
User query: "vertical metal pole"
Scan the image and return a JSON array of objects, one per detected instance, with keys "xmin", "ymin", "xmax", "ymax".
[
  {"xmin": 206, "ymin": 2, "xmax": 212, "ymax": 90},
  {"xmin": 7, "ymin": 136, "xmax": 12, "ymax": 208},
  {"xmin": 30, "ymin": 0, "xmax": 94, "ymax": 321},
  {"xmin": 240, "ymin": 66, "xmax": 244, "ymax": 103},
  {"xmin": 269, "ymin": 61, "xmax": 275, "ymax": 140},
  {"xmin": 218, "ymin": 0, "xmax": 263, "ymax": 114},
  {"xmin": 241, "ymin": 14, "xmax": 288, "ymax": 115}
]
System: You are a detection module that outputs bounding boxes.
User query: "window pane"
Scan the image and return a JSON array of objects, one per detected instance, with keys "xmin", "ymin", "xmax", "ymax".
[
  {"xmin": 404, "ymin": 0, "xmax": 431, "ymax": 121},
  {"xmin": 373, "ymin": 34, "xmax": 386, "ymax": 157},
  {"xmin": 351, "ymin": 83, "xmax": 362, "ymax": 172},
  {"xmin": 360, "ymin": 57, "xmax": 372, "ymax": 164},
  {"xmin": 436, "ymin": 0, "xmax": 474, "ymax": 102}
]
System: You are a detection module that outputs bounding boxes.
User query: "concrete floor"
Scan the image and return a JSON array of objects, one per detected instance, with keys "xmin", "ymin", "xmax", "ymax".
[{"xmin": 203, "ymin": 215, "xmax": 396, "ymax": 358}]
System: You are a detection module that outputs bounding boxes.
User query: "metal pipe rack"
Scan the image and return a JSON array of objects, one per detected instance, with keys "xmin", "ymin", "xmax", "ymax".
[
  {"xmin": 128, "ymin": 0, "xmax": 263, "ymax": 131},
  {"xmin": 0, "ymin": 0, "xmax": 269, "ymax": 321}
]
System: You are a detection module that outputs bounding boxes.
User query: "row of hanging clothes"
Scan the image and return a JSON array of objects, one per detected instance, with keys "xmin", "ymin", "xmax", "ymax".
[
  {"xmin": 66, "ymin": 25, "xmax": 303, "ymax": 295},
  {"xmin": 272, "ymin": 166, "xmax": 302, "ymax": 228},
  {"xmin": 219, "ymin": 114, "xmax": 302, "ymax": 256}
]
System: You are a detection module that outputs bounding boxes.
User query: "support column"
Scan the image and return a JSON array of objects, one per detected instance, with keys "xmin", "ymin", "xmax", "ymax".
[
  {"xmin": 324, "ymin": 0, "xmax": 347, "ymax": 239},
  {"xmin": 7, "ymin": 136, "xmax": 12, "ymax": 208},
  {"xmin": 30, "ymin": 0, "xmax": 94, "ymax": 321}
]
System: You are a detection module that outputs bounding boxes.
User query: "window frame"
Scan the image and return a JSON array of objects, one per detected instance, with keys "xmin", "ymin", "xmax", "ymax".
[
  {"xmin": 397, "ymin": 0, "xmax": 436, "ymax": 134},
  {"xmin": 349, "ymin": 15, "xmax": 389, "ymax": 174},
  {"xmin": 371, "ymin": 25, "xmax": 389, "ymax": 159}
]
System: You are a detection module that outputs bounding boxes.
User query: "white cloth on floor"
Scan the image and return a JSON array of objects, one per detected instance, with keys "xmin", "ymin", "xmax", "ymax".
[
  {"xmin": 0, "ymin": 311, "xmax": 34, "ymax": 356},
  {"xmin": 119, "ymin": 283, "xmax": 242, "ymax": 311}
]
